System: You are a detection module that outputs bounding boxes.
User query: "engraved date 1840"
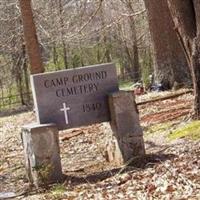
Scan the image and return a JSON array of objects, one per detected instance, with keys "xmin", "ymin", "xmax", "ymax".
[{"xmin": 82, "ymin": 103, "xmax": 102, "ymax": 112}]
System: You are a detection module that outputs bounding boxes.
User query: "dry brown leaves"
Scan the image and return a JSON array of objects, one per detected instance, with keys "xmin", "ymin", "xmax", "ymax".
[{"xmin": 0, "ymin": 90, "xmax": 199, "ymax": 200}]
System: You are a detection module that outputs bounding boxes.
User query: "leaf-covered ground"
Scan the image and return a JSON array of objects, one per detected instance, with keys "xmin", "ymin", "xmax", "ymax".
[{"xmin": 0, "ymin": 90, "xmax": 199, "ymax": 200}]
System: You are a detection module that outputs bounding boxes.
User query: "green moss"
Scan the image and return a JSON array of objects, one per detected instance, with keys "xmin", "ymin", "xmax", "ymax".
[
  {"xmin": 145, "ymin": 122, "xmax": 172, "ymax": 136},
  {"xmin": 168, "ymin": 121, "xmax": 200, "ymax": 141},
  {"xmin": 119, "ymin": 80, "xmax": 133, "ymax": 90},
  {"xmin": 38, "ymin": 184, "xmax": 68, "ymax": 200},
  {"xmin": 50, "ymin": 184, "xmax": 66, "ymax": 198}
]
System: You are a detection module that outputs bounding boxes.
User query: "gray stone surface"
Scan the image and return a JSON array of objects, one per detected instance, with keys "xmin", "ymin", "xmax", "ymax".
[
  {"xmin": 106, "ymin": 91, "xmax": 145, "ymax": 166},
  {"xmin": 109, "ymin": 91, "xmax": 143, "ymax": 137},
  {"xmin": 21, "ymin": 123, "xmax": 63, "ymax": 187},
  {"xmin": 31, "ymin": 63, "xmax": 119, "ymax": 130}
]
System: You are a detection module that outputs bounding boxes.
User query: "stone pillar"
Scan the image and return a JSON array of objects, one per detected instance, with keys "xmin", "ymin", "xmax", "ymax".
[
  {"xmin": 106, "ymin": 91, "xmax": 145, "ymax": 166},
  {"xmin": 21, "ymin": 123, "xmax": 63, "ymax": 187}
]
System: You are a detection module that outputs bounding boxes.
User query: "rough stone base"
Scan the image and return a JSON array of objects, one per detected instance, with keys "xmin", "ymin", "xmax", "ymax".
[
  {"xmin": 21, "ymin": 123, "xmax": 63, "ymax": 187},
  {"xmin": 106, "ymin": 91, "xmax": 145, "ymax": 166}
]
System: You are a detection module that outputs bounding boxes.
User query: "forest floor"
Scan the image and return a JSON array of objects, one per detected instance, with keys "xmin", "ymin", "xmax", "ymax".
[{"xmin": 0, "ymin": 89, "xmax": 200, "ymax": 200}]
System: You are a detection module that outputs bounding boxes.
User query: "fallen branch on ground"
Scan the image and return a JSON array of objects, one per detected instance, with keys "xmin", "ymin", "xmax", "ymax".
[{"xmin": 137, "ymin": 89, "xmax": 193, "ymax": 106}]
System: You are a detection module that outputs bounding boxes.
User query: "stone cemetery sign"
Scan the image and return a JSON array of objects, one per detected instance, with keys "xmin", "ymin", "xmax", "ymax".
[{"xmin": 31, "ymin": 63, "xmax": 119, "ymax": 130}]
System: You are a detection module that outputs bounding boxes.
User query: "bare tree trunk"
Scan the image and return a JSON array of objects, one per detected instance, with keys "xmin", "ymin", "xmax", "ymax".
[
  {"xmin": 144, "ymin": 0, "xmax": 191, "ymax": 89},
  {"xmin": 52, "ymin": 42, "xmax": 58, "ymax": 67},
  {"xmin": 96, "ymin": 36, "xmax": 101, "ymax": 63},
  {"xmin": 167, "ymin": 0, "xmax": 200, "ymax": 118},
  {"xmin": 123, "ymin": 39, "xmax": 137, "ymax": 80},
  {"xmin": 100, "ymin": 1, "xmax": 112, "ymax": 63},
  {"xmin": 79, "ymin": 45, "xmax": 84, "ymax": 66},
  {"xmin": 126, "ymin": 0, "xmax": 141, "ymax": 82},
  {"xmin": 12, "ymin": 54, "xmax": 25, "ymax": 105},
  {"xmin": 117, "ymin": 22, "xmax": 138, "ymax": 81},
  {"xmin": 18, "ymin": 71, "xmax": 25, "ymax": 106},
  {"xmin": 62, "ymin": 41, "xmax": 68, "ymax": 69},
  {"xmin": 22, "ymin": 44, "xmax": 31, "ymax": 104},
  {"xmin": 103, "ymin": 35, "xmax": 111, "ymax": 63},
  {"xmin": 19, "ymin": 0, "xmax": 44, "ymax": 74},
  {"xmin": 58, "ymin": 0, "xmax": 68, "ymax": 69}
]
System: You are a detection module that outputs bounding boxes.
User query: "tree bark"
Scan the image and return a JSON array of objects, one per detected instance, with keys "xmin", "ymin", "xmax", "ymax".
[
  {"xmin": 22, "ymin": 44, "xmax": 31, "ymax": 104},
  {"xmin": 19, "ymin": 0, "xmax": 44, "ymax": 74},
  {"xmin": 126, "ymin": 0, "xmax": 141, "ymax": 82},
  {"xmin": 144, "ymin": 0, "xmax": 191, "ymax": 89},
  {"xmin": 58, "ymin": 0, "xmax": 68, "ymax": 69},
  {"xmin": 167, "ymin": 0, "xmax": 200, "ymax": 118}
]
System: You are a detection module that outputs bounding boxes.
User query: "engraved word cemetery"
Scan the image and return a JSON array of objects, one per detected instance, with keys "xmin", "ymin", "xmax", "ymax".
[
  {"xmin": 21, "ymin": 63, "xmax": 145, "ymax": 187},
  {"xmin": 31, "ymin": 63, "xmax": 118, "ymax": 130}
]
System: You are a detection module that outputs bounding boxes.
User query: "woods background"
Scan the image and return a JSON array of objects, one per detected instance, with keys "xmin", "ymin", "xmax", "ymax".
[{"xmin": 0, "ymin": 0, "xmax": 191, "ymax": 111}]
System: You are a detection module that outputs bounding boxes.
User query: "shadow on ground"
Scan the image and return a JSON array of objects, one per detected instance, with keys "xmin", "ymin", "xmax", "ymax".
[
  {"xmin": 62, "ymin": 152, "xmax": 176, "ymax": 186},
  {"xmin": 0, "ymin": 106, "xmax": 33, "ymax": 117}
]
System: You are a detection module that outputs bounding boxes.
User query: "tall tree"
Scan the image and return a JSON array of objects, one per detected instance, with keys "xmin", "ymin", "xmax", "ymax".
[
  {"xmin": 58, "ymin": 0, "xmax": 68, "ymax": 69},
  {"xmin": 144, "ymin": 0, "xmax": 191, "ymax": 89},
  {"xmin": 121, "ymin": 0, "xmax": 141, "ymax": 82},
  {"xmin": 167, "ymin": 0, "xmax": 200, "ymax": 118},
  {"xmin": 19, "ymin": 0, "xmax": 44, "ymax": 74}
]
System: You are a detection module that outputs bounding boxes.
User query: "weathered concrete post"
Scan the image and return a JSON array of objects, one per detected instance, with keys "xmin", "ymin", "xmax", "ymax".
[
  {"xmin": 106, "ymin": 91, "xmax": 145, "ymax": 166},
  {"xmin": 21, "ymin": 123, "xmax": 63, "ymax": 187}
]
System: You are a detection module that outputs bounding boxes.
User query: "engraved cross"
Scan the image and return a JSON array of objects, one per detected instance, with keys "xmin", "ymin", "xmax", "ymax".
[{"xmin": 60, "ymin": 103, "xmax": 70, "ymax": 125}]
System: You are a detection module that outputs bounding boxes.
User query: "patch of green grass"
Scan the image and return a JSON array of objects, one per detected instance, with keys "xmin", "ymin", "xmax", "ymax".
[
  {"xmin": 119, "ymin": 80, "xmax": 133, "ymax": 90},
  {"xmin": 50, "ymin": 184, "xmax": 66, "ymax": 199},
  {"xmin": 168, "ymin": 121, "xmax": 200, "ymax": 141},
  {"xmin": 145, "ymin": 122, "xmax": 172, "ymax": 135}
]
